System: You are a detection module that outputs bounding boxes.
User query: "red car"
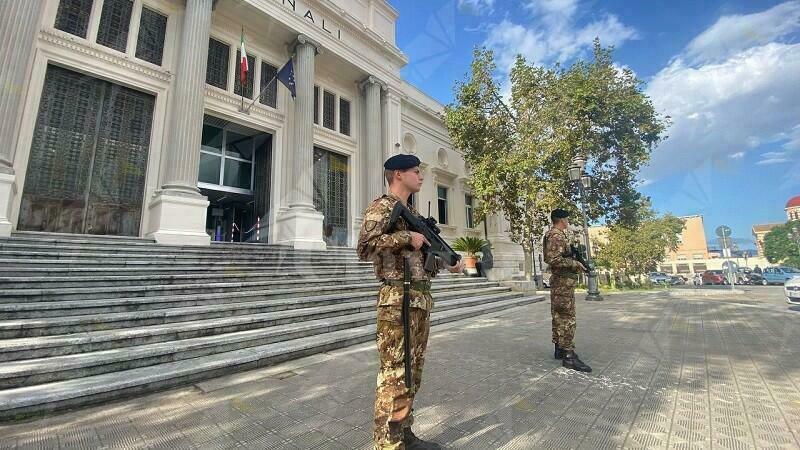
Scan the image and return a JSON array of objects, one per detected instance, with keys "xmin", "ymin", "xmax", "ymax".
[{"xmin": 701, "ymin": 270, "xmax": 727, "ymax": 285}]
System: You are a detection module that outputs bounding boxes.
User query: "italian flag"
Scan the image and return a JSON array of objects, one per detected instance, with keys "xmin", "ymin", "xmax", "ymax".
[{"xmin": 239, "ymin": 29, "xmax": 248, "ymax": 85}]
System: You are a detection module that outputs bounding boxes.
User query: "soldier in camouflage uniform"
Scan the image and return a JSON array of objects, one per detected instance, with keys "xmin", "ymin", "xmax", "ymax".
[
  {"xmin": 543, "ymin": 209, "xmax": 592, "ymax": 372},
  {"xmin": 358, "ymin": 154, "xmax": 464, "ymax": 450}
]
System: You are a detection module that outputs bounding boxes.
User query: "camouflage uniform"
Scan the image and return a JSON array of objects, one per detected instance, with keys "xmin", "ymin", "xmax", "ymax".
[
  {"xmin": 357, "ymin": 193, "xmax": 444, "ymax": 450},
  {"xmin": 543, "ymin": 227, "xmax": 583, "ymax": 352}
]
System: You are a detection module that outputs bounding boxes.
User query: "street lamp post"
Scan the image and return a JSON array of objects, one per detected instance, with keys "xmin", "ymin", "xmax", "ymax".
[{"xmin": 568, "ymin": 156, "xmax": 603, "ymax": 301}]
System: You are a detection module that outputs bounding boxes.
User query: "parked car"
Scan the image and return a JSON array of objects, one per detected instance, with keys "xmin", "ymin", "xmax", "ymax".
[
  {"xmin": 648, "ymin": 272, "xmax": 672, "ymax": 284},
  {"xmin": 669, "ymin": 275, "xmax": 686, "ymax": 285},
  {"xmin": 742, "ymin": 272, "xmax": 764, "ymax": 285},
  {"xmin": 762, "ymin": 267, "xmax": 800, "ymax": 285},
  {"xmin": 785, "ymin": 276, "xmax": 800, "ymax": 305},
  {"xmin": 702, "ymin": 270, "xmax": 727, "ymax": 285}
]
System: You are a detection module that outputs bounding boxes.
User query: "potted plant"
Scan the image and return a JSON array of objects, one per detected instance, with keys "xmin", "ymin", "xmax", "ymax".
[{"xmin": 452, "ymin": 236, "xmax": 489, "ymax": 270}]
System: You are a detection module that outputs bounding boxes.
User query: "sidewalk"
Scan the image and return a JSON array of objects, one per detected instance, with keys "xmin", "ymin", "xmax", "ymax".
[{"xmin": 1, "ymin": 292, "xmax": 799, "ymax": 449}]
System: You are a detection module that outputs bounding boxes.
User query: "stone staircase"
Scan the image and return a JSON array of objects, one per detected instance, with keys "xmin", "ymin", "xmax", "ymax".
[{"xmin": 0, "ymin": 231, "xmax": 541, "ymax": 420}]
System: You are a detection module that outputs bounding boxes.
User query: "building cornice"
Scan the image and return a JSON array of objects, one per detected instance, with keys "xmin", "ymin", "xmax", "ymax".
[{"xmin": 204, "ymin": 87, "xmax": 287, "ymax": 124}]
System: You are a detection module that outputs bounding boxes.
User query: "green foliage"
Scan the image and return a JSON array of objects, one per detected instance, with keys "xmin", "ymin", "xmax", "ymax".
[
  {"xmin": 444, "ymin": 40, "xmax": 669, "ymax": 265},
  {"xmin": 763, "ymin": 221, "xmax": 800, "ymax": 267},
  {"xmin": 452, "ymin": 236, "xmax": 489, "ymax": 255},
  {"xmin": 594, "ymin": 212, "xmax": 685, "ymax": 275}
]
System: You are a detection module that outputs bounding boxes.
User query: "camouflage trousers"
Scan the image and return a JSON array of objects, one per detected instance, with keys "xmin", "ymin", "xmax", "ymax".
[
  {"xmin": 550, "ymin": 274, "xmax": 577, "ymax": 352},
  {"xmin": 373, "ymin": 303, "xmax": 431, "ymax": 449}
]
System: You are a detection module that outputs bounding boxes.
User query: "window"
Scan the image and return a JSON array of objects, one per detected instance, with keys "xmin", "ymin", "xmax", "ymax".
[
  {"xmin": 408, "ymin": 193, "xmax": 415, "ymax": 209},
  {"xmin": 322, "ymin": 90, "xmax": 335, "ymax": 130},
  {"xmin": 693, "ymin": 254, "xmax": 704, "ymax": 260},
  {"xmin": 234, "ymin": 50, "xmax": 255, "ymax": 99},
  {"xmin": 313, "ymin": 86, "xmax": 320, "ymax": 124},
  {"xmin": 198, "ymin": 123, "xmax": 253, "ymax": 191},
  {"xmin": 676, "ymin": 264, "xmax": 690, "ymax": 273},
  {"xmin": 437, "ymin": 186, "xmax": 448, "ymax": 225},
  {"xmin": 259, "ymin": 62, "xmax": 278, "ymax": 108},
  {"xmin": 96, "ymin": 0, "xmax": 134, "ymax": 52},
  {"xmin": 465, "ymin": 194, "xmax": 474, "ymax": 228},
  {"xmin": 206, "ymin": 38, "xmax": 230, "ymax": 89},
  {"xmin": 693, "ymin": 263, "xmax": 707, "ymax": 272},
  {"xmin": 135, "ymin": 6, "xmax": 167, "ymax": 65},
  {"xmin": 55, "ymin": 0, "xmax": 94, "ymax": 38},
  {"xmin": 677, "ymin": 254, "xmax": 687, "ymax": 261},
  {"xmin": 339, "ymin": 98, "xmax": 351, "ymax": 136}
]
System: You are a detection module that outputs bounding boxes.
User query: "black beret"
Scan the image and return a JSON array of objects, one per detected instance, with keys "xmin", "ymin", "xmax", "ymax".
[
  {"xmin": 384, "ymin": 154, "xmax": 421, "ymax": 170},
  {"xmin": 551, "ymin": 209, "xmax": 570, "ymax": 220}
]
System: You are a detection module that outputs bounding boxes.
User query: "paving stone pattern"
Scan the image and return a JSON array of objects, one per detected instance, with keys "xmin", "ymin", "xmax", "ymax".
[{"xmin": 1, "ymin": 293, "xmax": 799, "ymax": 449}]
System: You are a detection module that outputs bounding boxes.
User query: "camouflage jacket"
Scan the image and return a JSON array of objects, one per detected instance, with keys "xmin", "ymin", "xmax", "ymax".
[
  {"xmin": 357, "ymin": 193, "xmax": 444, "ymax": 310},
  {"xmin": 544, "ymin": 227, "xmax": 583, "ymax": 278}
]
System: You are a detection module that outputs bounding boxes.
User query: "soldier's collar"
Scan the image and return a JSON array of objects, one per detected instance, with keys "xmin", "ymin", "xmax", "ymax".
[{"xmin": 386, "ymin": 191, "xmax": 407, "ymax": 205}]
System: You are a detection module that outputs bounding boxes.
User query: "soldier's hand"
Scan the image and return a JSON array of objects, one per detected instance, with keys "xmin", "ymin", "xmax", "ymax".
[
  {"xmin": 409, "ymin": 232, "xmax": 430, "ymax": 251},
  {"xmin": 579, "ymin": 263, "xmax": 589, "ymax": 273},
  {"xmin": 447, "ymin": 260, "xmax": 465, "ymax": 273}
]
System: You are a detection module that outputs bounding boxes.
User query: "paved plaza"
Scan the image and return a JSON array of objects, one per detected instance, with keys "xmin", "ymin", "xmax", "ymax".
[{"xmin": 1, "ymin": 287, "xmax": 799, "ymax": 449}]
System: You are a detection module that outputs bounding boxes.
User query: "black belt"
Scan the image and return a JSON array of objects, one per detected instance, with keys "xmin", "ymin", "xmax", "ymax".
[{"xmin": 382, "ymin": 279, "xmax": 432, "ymax": 292}]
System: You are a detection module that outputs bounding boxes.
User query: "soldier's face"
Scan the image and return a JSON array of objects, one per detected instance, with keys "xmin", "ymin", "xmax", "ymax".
[{"xmin": 398, "ymin": 167, "xmax": 423, "ymax": 193}]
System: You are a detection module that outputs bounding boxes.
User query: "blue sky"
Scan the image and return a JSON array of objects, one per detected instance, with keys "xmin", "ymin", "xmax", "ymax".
[{"xmin": 392, "ymin": 0, "xmax": 800, "ymax": 250}]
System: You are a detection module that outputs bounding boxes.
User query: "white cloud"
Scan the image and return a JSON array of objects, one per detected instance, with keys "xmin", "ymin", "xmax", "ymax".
[
  {"xmin": 684, "ymin": 1, "xmax": 800, "ymax": 64},
  {"xmin": 483, "ymin": 1, "xmax": 637, "ymax": 71},
  {"xmin": 458, "ymin": 0, "xmax": 495, "ymax": 15},
  {"xmin": 642, "ymin": 42, "xmax": 800, "ymax": 182},
  {"xmin": 729, "ymin": 152, "xmax": 745, "ymax": 159}
]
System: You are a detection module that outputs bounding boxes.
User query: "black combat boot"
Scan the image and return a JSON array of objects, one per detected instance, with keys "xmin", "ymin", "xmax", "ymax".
[
  {"xmin": 554, "ymin": 344, "xmax": 566, "ymax": 359},
  {"xmin": 562, "ymin": 351, "xmax": 592, "ymax": 372},
  {"xmin": 404, "ymin": 428, "xmax": 443, "ymax": 450}
]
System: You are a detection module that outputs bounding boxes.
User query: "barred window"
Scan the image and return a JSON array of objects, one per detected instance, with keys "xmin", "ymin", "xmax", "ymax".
[
  {"xmin": 206, "ymin": 38, "xmax": 230, "ymax": 89},
  {"xmin": 55, "ymin": 0, "xmax": 94, "ymax": 38},
  {"xmin": 135, "ymin": 7, "xmax": 167, "ymax": 65},
  {"xmin": 96, "ymin": 0, "xmax": 134, "ymax": 52},
  {"xmin": 465, "ymin": 194, "xmax": 474, "ymax": 228},
  {"xmin": 313, "ymin": 86, "xmax": 320, "ymax": 124},
  {"xmin": 339, "ymin": 98, "xmax": 350, "ymax": 136},
  {"xmin": 233, "ymin": 51, "xmax": 255, "ymax": 99},
  {"xmin": 259, "ymin": 62, "xmax": 278, "ymax": 108},
  {"xmin": 322, "ymin": 90, "xmax": 335, "ymax": 130}
]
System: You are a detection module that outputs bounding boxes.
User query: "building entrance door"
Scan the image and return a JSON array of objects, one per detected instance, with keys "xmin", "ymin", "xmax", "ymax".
[
  {"xmin": 313, "ymin": 147, "xmax": 349, "ymax": 246},
  {"xmin": 18, "ymin": 65, "xmax": 154, "ymax": 236}
]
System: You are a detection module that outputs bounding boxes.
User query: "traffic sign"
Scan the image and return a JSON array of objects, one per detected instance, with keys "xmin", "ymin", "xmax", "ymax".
[{"xmin": 715, "ymin": 225, "xmax": 731, "ymax": 238}]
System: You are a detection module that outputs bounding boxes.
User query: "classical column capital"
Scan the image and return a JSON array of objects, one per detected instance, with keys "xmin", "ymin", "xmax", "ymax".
[
  {"xmin": 291, "ymin": 34, "xmax": 322, "ymax": 56},
  {"xmin": 384, "ymin": 84, "xmax": 405, "ymax": 101},
  {"xmin": 359, "ymin": 75, "xmax": 386, "ymax": 92}
]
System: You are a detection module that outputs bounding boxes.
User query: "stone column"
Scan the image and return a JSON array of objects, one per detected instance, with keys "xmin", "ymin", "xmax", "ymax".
[
  {"xmin": 273, "ymin": 35, "xmax": 326, "ymax": 250},
  {"xmin": 383, "ymin": 85, "xmax": 403, "ymax": 164},
  {"xmin": 146, "ymin": 0, "xmax": 213, "ymax": 245},
  {"xmin": 361, "ymin": 76, "xmax": 384, "ymax": 204},
  {"xmin": 0, "ymin": 0, "xmax": 45, "ymax": 237}
]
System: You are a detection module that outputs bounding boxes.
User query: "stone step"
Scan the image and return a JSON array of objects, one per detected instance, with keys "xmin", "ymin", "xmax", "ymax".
[
  {"xmin": 0, "ymin": 251, "xmax": 365, "ymax": 266},
  {"xmin": 9, "ymin": 231, "xmax": 156, "ymax": 244},
  {"xmin": 0, "ymin": 258, "xmax": 372, "ymax": 272},
  {"xmin": 0, "ymin": 288, "xmax": 517, "ymax": 362},
  {"xmin": 0, "ymin": 274, "xmax": 485, "ymax": 303},
  {"xmin": 0, "ymin": 242, "xmax": 358, "ymax": 257},
  {"xmin": 0, "ymin": 292, "xmax": 524, "ymax": 388},
  {"xmin": 0, "ymin": 268, "xmax": 380, "ymax": 289},
  {"xmin": 0, "ymin": 264, "xmax": 374, "ymax": 278},
  {"xmin": 0, "ymin": 296, "xmax": 542, "ymax": 421},
  {"xmin": 0, "ymin": 285, "xmax": 510, "ymax": 338},
  {"xmin": 0, "ymin": 278, "xmax": 494, "ymax": 312}
]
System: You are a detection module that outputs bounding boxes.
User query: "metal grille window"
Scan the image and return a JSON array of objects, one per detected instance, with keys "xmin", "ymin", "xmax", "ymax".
[
  {"xmin": 259, "ymin": 62, "xmax": 278, "ymax": 108},
  {"xmin": 437, "ymin": 186, "xmax": 448, "ymax": 225},
  {"xmin": 206, "ymin": 38, "xmax": 230, "ymax": 89},
  {"xmin": 465, "ymin": 194, "xmax": 474, "ymax": 228},
  {"xmin": 339, "ymin": 98, "xmax": 350, "ymax": 136},
  {"xmin": 55, "ymin": 0, "xmax": 94, "ymax": 38},
  {"xmin": 234, "ymin": 51, "xmax": 256, "ymax": 99},
  {"xmin": 96, "ymin": 0, "xmax": 134, "ymax": 52},
  {"xmin": 313, "ymin": 86, "xmax": 320, "ymax": 124},
  {"xmin": 322, "ymin": 90, "xmax": 335, "ymax": 130},
  {"xmin": 313, "ymin": 148, "xmax": 349, "ymax": 246},
  {"xmin": 135, "ymin": 6, "xmax": 167, "ymax": 65}
]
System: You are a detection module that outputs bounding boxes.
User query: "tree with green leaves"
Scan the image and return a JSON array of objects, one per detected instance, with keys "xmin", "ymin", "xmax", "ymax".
[
  {"xmin": 594, "ymin": 212, "xmax": 685, "ymax": 282},
  {"xmin": 444, "ymin": 40, "xmax": 668, "ymax": 279},
  {"xmin": 763, "ymin": 221, "xmax": 800, "ymax": 268}
]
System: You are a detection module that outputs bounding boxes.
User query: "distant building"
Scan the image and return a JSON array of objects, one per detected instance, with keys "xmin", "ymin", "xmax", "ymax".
[
  {"xmin": 786, "ymin": 195, "xmax": 800, "ymax": 221},
  {"xmin": 752, "ymin": 223, "xmax": 781, "ymax": 257}
]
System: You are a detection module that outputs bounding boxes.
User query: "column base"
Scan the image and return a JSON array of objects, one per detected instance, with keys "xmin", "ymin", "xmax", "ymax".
[
  {"xmin": 0, "ymin": 172, "xmax": 17, "ymax": 238},
  {"xmin": 145, "ymin": 190, "xmax": 210, "ymax": 246},
  {"xmin": 273, "ymin": 207, "xmax": 326, "ymax": 250},
  {"xmin": 484, "ymin": 238, "xmax": 525, "ymax": 281}
]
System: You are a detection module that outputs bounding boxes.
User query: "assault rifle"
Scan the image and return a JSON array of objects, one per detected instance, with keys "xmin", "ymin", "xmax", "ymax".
[
  {"xmin": 569, "ymin": 243, "xmax": 592, "ymax": 273},
  {"xmin": 386, "ymin": 201, "xmax": 461, "ymax": 272}
]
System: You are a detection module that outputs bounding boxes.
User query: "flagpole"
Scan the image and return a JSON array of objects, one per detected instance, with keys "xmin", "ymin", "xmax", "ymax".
[{"xmin": 243, "ymin": 73, "xmax": 279, "ymax": 114}]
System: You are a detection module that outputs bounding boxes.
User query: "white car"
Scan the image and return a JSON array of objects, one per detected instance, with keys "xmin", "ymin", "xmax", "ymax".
[{"xmin": 785, "ymin": 275, "xmax": 800, "ymax": 306}]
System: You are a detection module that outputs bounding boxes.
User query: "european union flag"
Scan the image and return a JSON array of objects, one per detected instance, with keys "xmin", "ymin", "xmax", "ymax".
[{"xmin": 277, "ymin": 58, "xmax": 296, "ymax": 99}]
